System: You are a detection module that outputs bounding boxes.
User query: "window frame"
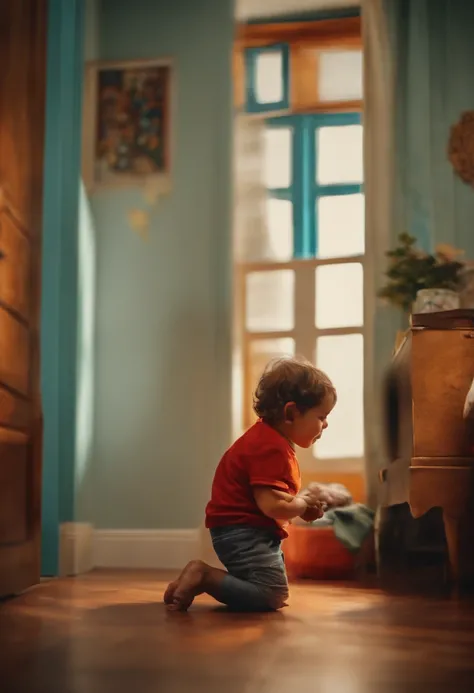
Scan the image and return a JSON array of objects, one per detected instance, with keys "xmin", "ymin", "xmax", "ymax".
[
  {"xmin": 265, "ymin": 112, "xmax": 363, "ymax": 259},
  {"xmin": 233, "ymin": 17, "xmax": 367, "ymax": 474},
  {"xmin": 239, "ymin": 111, "xmax": 366, "ymax": 474},
  {"xmin": 244, "ymin": 44, "xmax": 290, "ymax": 113},
  {"xmin": 234, "ymin": 16, "xmax": 362, "ymax": 113}
]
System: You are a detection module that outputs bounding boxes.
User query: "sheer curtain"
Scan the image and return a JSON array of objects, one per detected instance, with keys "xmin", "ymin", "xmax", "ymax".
[
  {"xmin": 233, "ymin": 114, "xmax": 271, "ymax": 264},
  {"xmin": 386, "ymin": 0, "xmax": 474, "ymax": 253},
  {"xmin": 362, "ymin": 0, "xmax": 398, "ymax": 507}
]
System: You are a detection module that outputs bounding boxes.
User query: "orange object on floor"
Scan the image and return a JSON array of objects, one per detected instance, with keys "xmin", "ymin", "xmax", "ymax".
[{"xmin": 284, "ymin": 523, "xmax": 356, "ymax": 580}]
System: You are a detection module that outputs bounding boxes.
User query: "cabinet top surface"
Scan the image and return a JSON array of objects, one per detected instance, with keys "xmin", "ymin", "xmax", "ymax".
[{"xmin": 411, "ymin": 309, "xmax": 474, "ymax": 330}]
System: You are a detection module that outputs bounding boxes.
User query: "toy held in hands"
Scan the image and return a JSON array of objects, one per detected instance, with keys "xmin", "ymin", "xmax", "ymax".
[{"xmin": 306, "ymin": 482, "xmax": 352, "ymax": 511}]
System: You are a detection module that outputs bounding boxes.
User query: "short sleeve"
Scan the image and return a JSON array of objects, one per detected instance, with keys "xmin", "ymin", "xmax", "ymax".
[{"xmin": 247, "ymin": 446, "xmax": 294, "ymax": 493}]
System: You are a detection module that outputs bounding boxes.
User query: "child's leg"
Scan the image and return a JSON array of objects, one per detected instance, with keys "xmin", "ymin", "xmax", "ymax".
[
  {"xmin": 212, "ymin": 527, "xmax": 289, "ymax": 611},
  {"xmin": 164, "ymin": 558, "xmax": 287, "ymax": 612},
  {"xmin": 214, "ymin": 568, "xmax": 288, "ymax": 612},
  {"xmin": 164, "ymin": 559, "xmax": 284, "ymax": 612},
  {"xmin": 164, "ymin": 526, "xmax": 289, "ymax": 612}
]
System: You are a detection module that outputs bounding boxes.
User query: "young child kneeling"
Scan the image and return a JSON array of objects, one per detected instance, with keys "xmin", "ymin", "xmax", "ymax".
[{"xmin": 164, "ymin": 357, "xmax": 336, "ymax": 612}]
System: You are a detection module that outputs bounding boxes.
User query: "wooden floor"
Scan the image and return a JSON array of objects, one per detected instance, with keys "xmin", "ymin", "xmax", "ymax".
[{"xmin": 1, "ymin": 571, "xmax": 474, "ymax": 693}]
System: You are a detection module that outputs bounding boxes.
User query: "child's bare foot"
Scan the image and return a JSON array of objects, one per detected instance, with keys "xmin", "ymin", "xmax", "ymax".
[
  {"xmin": 163, "ymin": 580, "xmax": 179, "ymax": 605},
  {"xmin": 165, "ymin": 560, "xmax": 208, "ymax": 612},
  {"xmin": 163, "ymin": 560, "xmax": 197, "ymax": 605},
  {"xmin": 163, "ymin": 561, "xmax": 202, "ymax": 605}
]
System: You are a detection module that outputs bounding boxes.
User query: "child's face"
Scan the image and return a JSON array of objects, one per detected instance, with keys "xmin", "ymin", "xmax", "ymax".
[{"xmin": 286, "ymin": 395, "xmax": 335, "ymax": 449}]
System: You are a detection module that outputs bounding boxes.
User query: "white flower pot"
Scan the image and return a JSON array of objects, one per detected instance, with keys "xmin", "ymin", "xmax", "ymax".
[{"xmin": 413, "ymin": 288, "xmax": 460, "ymax": 314}]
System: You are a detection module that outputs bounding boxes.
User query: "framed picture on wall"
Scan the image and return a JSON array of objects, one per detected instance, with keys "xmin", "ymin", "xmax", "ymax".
[{"xmin": 82, "ymin": 57, "xmax": 173, "ymax": 193}]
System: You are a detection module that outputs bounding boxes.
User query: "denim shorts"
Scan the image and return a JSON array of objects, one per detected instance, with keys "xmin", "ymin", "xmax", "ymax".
[{"xmin": 210, "ymin": 525, "xmax": 289, "ymax": 612}]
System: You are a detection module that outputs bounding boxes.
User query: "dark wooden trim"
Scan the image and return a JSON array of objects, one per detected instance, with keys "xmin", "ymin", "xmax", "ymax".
[{"xmin": 235, "ymin": 16, "xmax": 361, "ymax": 49}]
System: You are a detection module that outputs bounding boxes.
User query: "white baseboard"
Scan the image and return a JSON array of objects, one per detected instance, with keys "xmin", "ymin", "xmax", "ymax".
[
  {"xmin": 93, "ymin": 529, "xmax": 201, "ymax": 570},
  {"xmin": 59, "ymin": 522, "xmax": 94, "ymax": 577}
]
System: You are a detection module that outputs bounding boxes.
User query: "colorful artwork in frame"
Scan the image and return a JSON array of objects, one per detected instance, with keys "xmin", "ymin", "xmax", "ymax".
[{"xmin": 83, "ymin": 58, "xmax": 172, "ymax": 193}]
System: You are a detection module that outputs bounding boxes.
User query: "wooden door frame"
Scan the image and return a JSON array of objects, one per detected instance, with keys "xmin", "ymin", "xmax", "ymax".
[{"xmin": 40, "ymin": 0, "xmax": 85, "ymax": 576}]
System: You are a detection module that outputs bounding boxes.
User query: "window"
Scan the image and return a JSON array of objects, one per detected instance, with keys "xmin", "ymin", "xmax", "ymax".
[
  {"xmin": 264, "ymin": 113, "xmax": 362, "ymax": 259},
  {"xmin": 240, "ymin": 112, "xmax": 364, "ymax": 468},
  {"xmin": 245, "ymin": 44, "xmax": 290, "ymax": 112},
  {"xmin": 233, "ymin": 17, "xmax": 363, "ymax": 113},
  {"xmin": 234, "ymin": 17, "xmax": 364, "ymax": 472}
]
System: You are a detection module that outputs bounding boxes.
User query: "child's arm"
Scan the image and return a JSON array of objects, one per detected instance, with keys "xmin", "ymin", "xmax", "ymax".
[
  {"xmin": 253, "ymin": 487, "xmax": 307, "ymax": 520},
  {"xmin": 275, "ymin": 489, "xmax": 324, "ymax": 522},
  {"xmin": 272, "ymin": 488, "xmax": 325, "ymax": 522},
  {"xmin": 253, "ymin": 487, "xmax": 321, "ymax": 521}
]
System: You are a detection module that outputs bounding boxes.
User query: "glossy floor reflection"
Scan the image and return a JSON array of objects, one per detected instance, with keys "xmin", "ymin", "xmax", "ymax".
[{"xmin": 1, "ymin": 570, "xmax": 474, "ymax": 692}]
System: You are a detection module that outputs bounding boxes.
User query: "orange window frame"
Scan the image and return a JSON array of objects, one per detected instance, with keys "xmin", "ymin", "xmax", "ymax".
[{"xmin": 233, "ymin": 16, "xmax": 362, "ymax": 114}]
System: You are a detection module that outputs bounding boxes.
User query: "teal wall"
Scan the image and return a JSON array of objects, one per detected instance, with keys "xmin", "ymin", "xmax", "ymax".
[
  {"xmin": 41, "ymin": 0, "xmax": 84, "ymax": 575},
  {"xmin": 77, "ymin": 0, "xmax": 234, "ymax": 529}
]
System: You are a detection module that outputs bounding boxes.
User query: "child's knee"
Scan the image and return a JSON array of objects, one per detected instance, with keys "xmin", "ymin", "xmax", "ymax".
[{"xmin": 263, "ymin": 587, "xmax": 289, "ymax": 611}]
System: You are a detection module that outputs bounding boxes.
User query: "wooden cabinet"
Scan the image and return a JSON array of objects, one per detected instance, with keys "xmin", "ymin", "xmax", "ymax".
[
  {"xmin": 411, "ymin": 328, "xmax": 474, "ymax": 460},
  {"xmin": 0, "ymin": 0, "xmax": 46, "ymax": 597},
  {"xmin": 384, "ymin": 312, "xmax": 474, "ymax": 585}
]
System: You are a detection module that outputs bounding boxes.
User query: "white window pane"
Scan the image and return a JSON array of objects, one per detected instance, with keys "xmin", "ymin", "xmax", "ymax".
[
  {"xmin": 248, "ymin": 338, "xmax": 295, "ymax": 421},
  {"xmin": 246, "ymin": 270, "xmax": 294, "ymax": 332},
  {"xmin": 255, "ymin": 51, "xmax": 283, "ymax": 104},
  {"xmin": 317, "ymin": 194, "xmax": 365, "ymax": 259},
  {"xmin": 315, "ymin": 263, "xmax": 363, "ymax": 329},
  {"xmin": 315, "ymin": 334, "xmax": 364, "ymax": 459},
  {"xmin": 266, "ymin": 198, "xmax": 293, "ymax": 261},
  {"xmin": 317, "ymin": 125, "xmax": 363, "ymax": 185},
  {"xmin": 319, "ymin": 50, "xmax": 363, "ymax": 102},
  {"xmin": 264, "ymin": 128, "xmax": 292, "ymax": 188}
]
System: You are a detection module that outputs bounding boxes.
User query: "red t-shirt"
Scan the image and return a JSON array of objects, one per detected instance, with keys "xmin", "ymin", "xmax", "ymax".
[{"xmin": 205, "ymin": 420, "xmax": 301, "ymax": 539}]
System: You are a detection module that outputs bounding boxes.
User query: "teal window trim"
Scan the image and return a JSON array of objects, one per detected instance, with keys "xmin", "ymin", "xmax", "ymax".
[
  {"xmin": 245, "ymin": 43, "xmax": 290, "ymax": 113},
  {"xmin": 266, "ymin": 112, "xmax": 362, "ymax": 259}
]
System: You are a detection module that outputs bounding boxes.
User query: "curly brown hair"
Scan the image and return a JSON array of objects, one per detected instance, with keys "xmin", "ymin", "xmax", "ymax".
[{"xmin": 253, "ymin": 357, "xmax": 336, "ymax": 424}]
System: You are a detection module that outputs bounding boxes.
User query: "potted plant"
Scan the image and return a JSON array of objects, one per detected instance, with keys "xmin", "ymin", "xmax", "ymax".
[{"xmin": 378, "ymin": 233, "xmax": 465, "ymax": 314}]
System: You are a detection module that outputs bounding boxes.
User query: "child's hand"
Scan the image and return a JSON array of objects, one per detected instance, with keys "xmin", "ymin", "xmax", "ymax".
[
  {"xmin": 297, "ymin": 487, "xmax": 323, "ymax": 506},
  {"xmin": 300, "ymin": 503, "xmax": 325, "ymax": 523}
]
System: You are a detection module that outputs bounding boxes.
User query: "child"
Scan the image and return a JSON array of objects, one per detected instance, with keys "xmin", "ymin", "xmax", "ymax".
[{"xmin": 164, "ymin": 357, "xmax": 337, "ymax": 612}]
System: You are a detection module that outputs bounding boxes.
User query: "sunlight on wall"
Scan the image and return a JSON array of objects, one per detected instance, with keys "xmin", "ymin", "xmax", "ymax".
[{"xmin": 75, "ymin": 180, "xmax": 96, "ymax": 487}]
